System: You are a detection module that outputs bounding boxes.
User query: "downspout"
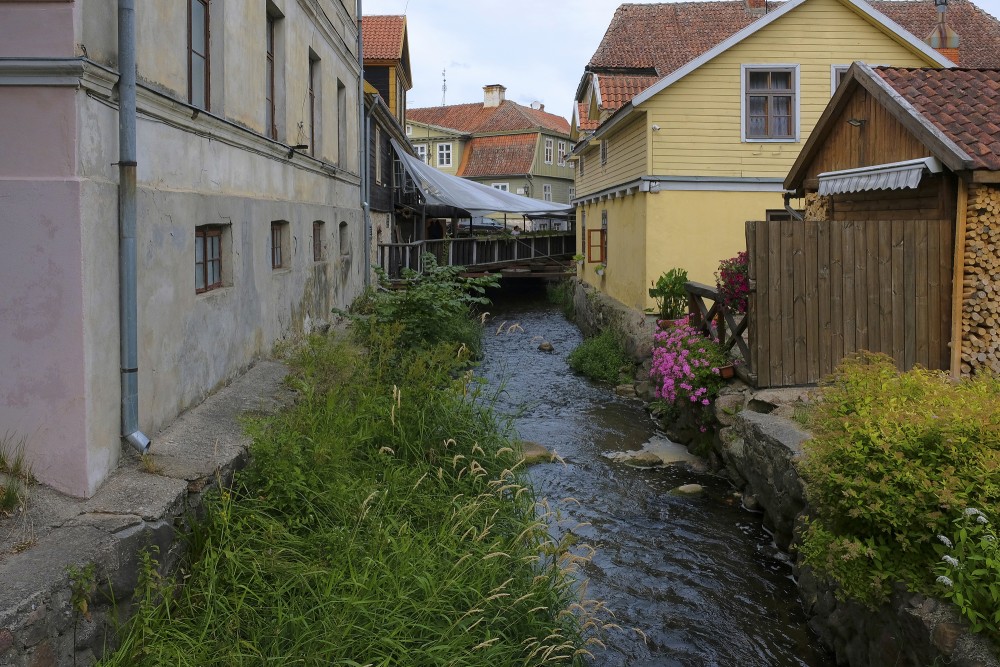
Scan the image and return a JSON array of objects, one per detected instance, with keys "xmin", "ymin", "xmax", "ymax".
[
  {"xmin": 357, "ymin": 0, "xmax": 372, "ymax": 286},
  {"xmin": 118, "ymin": 0, "xmax": 150, "ymax": 453},
  {"xmin": 783, "ymin": 191, "xmax": 804, "ymax": 221}
]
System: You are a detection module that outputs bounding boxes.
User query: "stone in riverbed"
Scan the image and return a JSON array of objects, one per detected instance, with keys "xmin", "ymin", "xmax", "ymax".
[
  {"xmin": 538, "ymin": 341, "xmax": 554, "ymax": 352},
  {"xmin": 614, "ymin": 384, "xmax": 637, "ymax": 397},
  {"xmin": 673, "ymin": 484, "xmax": 704, "ymax": 495},
  {"xmin": 623, "ymin": 451, "xmax": 663, "ymax": 468},
  {"xmin": 519, "ymin": 441, "xmax": 556, "ymax": 465}
]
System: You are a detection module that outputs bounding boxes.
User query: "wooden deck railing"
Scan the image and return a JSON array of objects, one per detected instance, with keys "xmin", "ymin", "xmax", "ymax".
[
  {"xmin": 685, "ymin": 281, "xmax": 751, "ymax": 376},
  {"xmin": 377, "ymin": 232, "xmax": 575, "ymax": 279}
]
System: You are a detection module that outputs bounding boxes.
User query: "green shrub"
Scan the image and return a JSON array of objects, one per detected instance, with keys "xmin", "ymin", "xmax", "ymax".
[
  {"xmin": 648, "ymin": 268, "xmax": 688, "ymax": 320},
  {"xmin": 934, "ymin": 509, "xmax": 1000, "ymax": 642},
  {"xmin": 349, "ymin": 253, "xmax": 500, "ymax": 355},
  {"xmin": 546, "ymin": 279, "xmax": 576, "ymax": 318},
  {"xmin": 799, "ymin": 353, "xmax": 1000, "ymax": 615},
  {"xmin": 567, "ymin": 329, "xmax": 634, "ymax": 385}
]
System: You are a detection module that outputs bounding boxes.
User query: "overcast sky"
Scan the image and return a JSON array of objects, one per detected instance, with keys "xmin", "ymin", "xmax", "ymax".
[{"xmin": 362, "ymin": 0, "xmax": 1000, "ymax": 122}]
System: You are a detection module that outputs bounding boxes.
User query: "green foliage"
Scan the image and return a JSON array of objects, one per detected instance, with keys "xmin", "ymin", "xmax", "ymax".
[
  {"xmin": 546, "ymin": 279, "xmax": 576, "ymax": 318},
  {"xmin": 103, "ymin": 325, "xmax": 599, "ymax": 666},
  {"xmin": 934, "ymin": 509, "xmax": 1000, "ymax": 642},
  {"xmin": 567, "ymin": 329, "xmax": 634, "ymax": 385},
  {"xmin": 349, "ymin": 253, "xmax": 500, "ymax": 355},
  {"xmin": 67, "ymin": 562, "xmax": 97, "ymax": 622},
  {"xmin": 648, "ymin": 268, "xmax": 688, "ymax": 320},
  {"xmin": 799, "ymin": 353, "xmax": 1000, "ymax": 612},
  {"xmin": 0, "ymin": 432, "xmax": 31, "ymax": 515}
]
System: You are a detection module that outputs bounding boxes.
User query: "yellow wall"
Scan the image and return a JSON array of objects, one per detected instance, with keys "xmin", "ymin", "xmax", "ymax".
[
  {"xmin": 578, "ymin": 194, "xmax": 648, "ymax": 310},
  {"xmin": 576, "ymin": 113, "xmax": 647, "ymax": 196},
  {"xmin": 407, "ymin": 122, "xmax": 464, "ymax": 174},
  {"xmin": 646, "ymin": 189, "xmax": 781, "ymax": 293},
  {"xmin": 644, "ymin": 0, "xmax": 936, "ymax": 178}
]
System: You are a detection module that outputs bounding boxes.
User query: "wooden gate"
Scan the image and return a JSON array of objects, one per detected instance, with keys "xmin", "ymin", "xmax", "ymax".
[{"xmin": 747, "ymin": 218, "xmax": 953, "ymax": 388}]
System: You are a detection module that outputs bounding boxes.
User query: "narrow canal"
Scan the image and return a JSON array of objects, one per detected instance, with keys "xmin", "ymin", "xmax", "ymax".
[{"xmin": 478, "ymin": 288, "xmax": 834, "ymax": 667}]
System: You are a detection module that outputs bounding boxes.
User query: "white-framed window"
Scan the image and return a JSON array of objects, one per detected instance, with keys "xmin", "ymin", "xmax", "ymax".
[
  {"xmin": 741, "ymin": 64, "xmax": 799, "ymax": 142},
  {"xmin": 579, "ymin": 155, "xmax": 585, "ymax": 176},
  {"xmin": 557, "ymin": 141, "xmax": 566, "ymax": 166},
  {"xmin": 543, "ymin": 184, "xmax": 552, "ymax": 201},
  {"xmin": 568, "ymin": 186, "xmax": 575, "ymax": 201},
  {"xmin": 491, "ymin": 183, "xmax": 509, "ymax": 191},
  {"xmin": 414, "ymin": 143, "xmax": 427, "ymax": 163},
  {"xmin": 374, "ymin": 126, "xmax": 382, "ymax": 184},
  {"xmin": 544, "ymin": 138, "xmax": 554, "ymax": 164},
  {"xmin": 437, "ymin": 142, "xmax": 452, "ymax": 167},
  {"xmin": 831, "ymin": 64, "xmax": 850, "ymax": 95},
  {"xmin": 600, "ymin": 139, "xmax": 608, "ymax": 165},
  {"xmin": 405, "ymin": 124, "xmax": 412, "ymax": 136}
]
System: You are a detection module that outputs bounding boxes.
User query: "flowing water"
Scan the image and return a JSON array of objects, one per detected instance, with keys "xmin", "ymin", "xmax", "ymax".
[{"xmin": 479, "ymin": 290, "xmax": 835, "ymax": 667}]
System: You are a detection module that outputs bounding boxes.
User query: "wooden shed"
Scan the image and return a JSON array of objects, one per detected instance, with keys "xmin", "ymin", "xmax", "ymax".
[{"xmin": 761, "ymin": 63, "xmax": 1000, "ymax": 384}]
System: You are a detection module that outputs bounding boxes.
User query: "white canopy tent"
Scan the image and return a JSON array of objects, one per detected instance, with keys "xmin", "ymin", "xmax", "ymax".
[{"xmin": 391, "ymin": 139, "xmax": 573, "ymax": 218}]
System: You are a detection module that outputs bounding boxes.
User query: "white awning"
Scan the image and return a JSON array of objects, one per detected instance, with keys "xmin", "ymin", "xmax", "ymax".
[
  {"xmin": 818, "ymin": 157, "xmax": 943, "ymax": 196},
  {"xmin": 391, "ymin": 139, "xmax": 573, "ymax": 217}
]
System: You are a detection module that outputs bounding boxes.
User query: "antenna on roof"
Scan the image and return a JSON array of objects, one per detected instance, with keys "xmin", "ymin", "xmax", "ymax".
[{"xmin": 441, "ymin": 69, "xmax": 447, "ymax": 106}]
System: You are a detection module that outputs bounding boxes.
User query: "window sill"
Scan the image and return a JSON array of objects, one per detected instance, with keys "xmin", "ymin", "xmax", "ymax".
[
  {"xmin": 271, "ymin": 267, "xmax": 293, "ymax": 276},
  {"xmin": 196, "ymin": 285, "xmax": 232, "ymax": 299},
  {"xmin": 743, "ymin": 137, "xmax": 799, "ymax": 144}
]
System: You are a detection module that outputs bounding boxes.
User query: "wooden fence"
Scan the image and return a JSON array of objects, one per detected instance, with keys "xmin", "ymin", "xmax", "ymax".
[
  {"xmin": 747, "ymin": 218, "xmax": 953, "ymax": 388},
  {"xmin": 685, "ymin": 281, "xmax": 749, "ymax": 368},
  {"xmin": 377, "ymin": 232, "xmax": 575, "ymax": 279}
]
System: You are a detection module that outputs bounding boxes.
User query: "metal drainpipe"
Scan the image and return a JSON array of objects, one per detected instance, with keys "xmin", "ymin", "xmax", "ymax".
[
  {"xmin": 357, "ymin": 0, "xmax": 372, "ymax": 286},
  {"xmin": 783, "ymin": 191, "xmax": 804, "ymax": 221},
  {"xmin": 118, "ymin": 0, "xmax": 150, "ymax": 454}
]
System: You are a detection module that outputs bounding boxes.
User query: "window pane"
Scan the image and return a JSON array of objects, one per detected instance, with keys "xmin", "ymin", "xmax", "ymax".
[
  {"xmin": 210, "ymin": 236, "xmax": 220, "ymax": 260},
  {"xmin": 195, "ymin": 236, "xmax": 204, "ymax": 263},
  {"xmin": 191, "ymin": 55, "xmax": 206, "ymax": 107},
  {"xmin": 196, "ymin": 265, "xmax": 205, "ymax": 290},
  {"xmin": 749, "ymin": 96, "xmax": 766, "ymax": 115},
  {"xmin": 773, "ymin": 116, "xmax": 791, "ymax": 136},
  {"xmin": 209, "ymin": 259, "xmax": 220, "ymax": 286},
  {"xmin": 748, "ymin": 116, "xmax": 766, "ymax": 137},
  {"xmin": 773, "ymin": 95, "xmax": 791, "ymax": 116},
  {"xmin": 748, "ymin": 71, "xmax": 770, "ymax": 90},
  {"xmin": 191, "ymin": 1, "xmax": 206, "ymax": 52},
  {"xmin": 772, "ymin": 71, "xmax": 792, "ymax": 90}
]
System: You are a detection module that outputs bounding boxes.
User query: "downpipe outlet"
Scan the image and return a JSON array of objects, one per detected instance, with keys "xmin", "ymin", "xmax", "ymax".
[{"xmin": 125, "ymin": 430, "xmax": 151, "ymax": 455}]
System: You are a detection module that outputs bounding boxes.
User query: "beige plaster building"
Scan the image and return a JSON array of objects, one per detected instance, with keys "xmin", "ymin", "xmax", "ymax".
[{"xmin": 0, "ymin": 0, "xmax": 366, "ymax": 497}]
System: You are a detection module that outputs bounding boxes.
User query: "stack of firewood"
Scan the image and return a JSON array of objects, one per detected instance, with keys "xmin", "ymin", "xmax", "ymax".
[{"xmin": 960, "ymin": 184, "xmax": 1000, "ymax": 377}]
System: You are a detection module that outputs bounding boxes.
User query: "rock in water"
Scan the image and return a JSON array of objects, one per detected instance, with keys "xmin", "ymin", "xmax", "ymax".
[
  {"xmin": 623, "ymin": 451, "xmax": 664, "ymax": 468},
  {"xmin": 519, "ymin": 441, "xmax": 555, "ymax": 465},
  {"xmin": 538, "ymin": 341, "xmax": 554, "ymax": 352},
  {"xmin": 674, "ymin": 484, "xmax": 704, "ymax": 495}
]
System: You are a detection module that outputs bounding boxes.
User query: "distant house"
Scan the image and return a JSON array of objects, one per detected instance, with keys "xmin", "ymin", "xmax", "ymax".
[
  {"xmin": 362, "ymin": 15, "xmax": 414, "ymax": 251},
  {"xmin": 570, "ymin": 0, "xmax": 1000, "ymax": 312},
  {"xmin": 0, "ymin": 1, "xmax": 364, "ymax": 497},
  {"xmin": 779, "ymin": 64, "xmax": 1000, "ymax": 384},
  {"xmin": 407, "ymin": 85, "xmax": 576, "ymax": 210}
]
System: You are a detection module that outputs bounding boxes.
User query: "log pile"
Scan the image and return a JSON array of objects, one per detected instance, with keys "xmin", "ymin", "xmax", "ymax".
[
  {"xmin": 960, "ymin": 183, "xmax": 1000, "ymax": 377},
  {"xmin": 803, "ymin": 193, "xmax": 831, "ymax": 222}
]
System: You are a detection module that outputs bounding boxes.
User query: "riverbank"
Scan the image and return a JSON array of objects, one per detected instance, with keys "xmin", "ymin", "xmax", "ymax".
[{"xmin": 570, "ymin": 278, "xmax": 999, "ymax": 667}]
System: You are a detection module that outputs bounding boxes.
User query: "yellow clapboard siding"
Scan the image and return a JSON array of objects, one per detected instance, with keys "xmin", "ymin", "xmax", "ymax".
[
  {"xmin": 577, "ymin": 114, "xmax": 647, "ymax": 195},
  {"xmin": 642, "ymin": 0, "xmax": 936, "ymax": 177}
]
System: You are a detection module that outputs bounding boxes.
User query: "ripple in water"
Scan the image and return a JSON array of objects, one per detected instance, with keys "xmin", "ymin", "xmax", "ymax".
[{"xmin": 478, "ymin": 295, "xmax": 834, "ymax": 667}]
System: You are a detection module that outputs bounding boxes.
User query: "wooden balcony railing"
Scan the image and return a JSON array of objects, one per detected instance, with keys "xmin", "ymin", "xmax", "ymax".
[{"xmin": 685, "ymin": 281, "xmax": 751, "ymax": 377}]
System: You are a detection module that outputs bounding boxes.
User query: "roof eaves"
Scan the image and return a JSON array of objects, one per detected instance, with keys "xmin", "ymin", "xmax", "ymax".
[{"xmin": 845, "ymin": 0, "xmax": 954, "ymax": 67}]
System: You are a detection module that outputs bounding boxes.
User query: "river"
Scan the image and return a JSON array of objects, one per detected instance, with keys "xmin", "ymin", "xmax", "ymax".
[{"xmin": 478, "ymin": 289, "xmax": 835, "ymax": 667}]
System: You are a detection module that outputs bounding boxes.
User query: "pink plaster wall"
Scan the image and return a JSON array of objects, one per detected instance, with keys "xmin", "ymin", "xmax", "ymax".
[
  {"xmin": 0, "ymin": 87, "xmax": 77, "ymax": 178},
  {"xmin": 0, "ymin": 2, "xmax": 77, "ymax": 58}
]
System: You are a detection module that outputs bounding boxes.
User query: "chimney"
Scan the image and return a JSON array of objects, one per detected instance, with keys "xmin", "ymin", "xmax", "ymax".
[
  {"xmin": 530, "ymin": 101, "xmax": 545, "ymax": 111},
  {"xmin": 925, "ymin": 0, "xmax": 961, "ymax": 64},
  {"xmin": 745, "ymin": 0, "xmax": 766, "ymax": 15},
  {"xmin": 483, "ymin": 84, "xmax": 506, "ymax": 108}
]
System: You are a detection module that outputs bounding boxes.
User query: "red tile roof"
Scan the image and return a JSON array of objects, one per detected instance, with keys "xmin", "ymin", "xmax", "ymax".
[
  {"xmin": 597, "ymin": 74, "xmax": 661, "ymax": 112},
  {"xmin": 577, "ymin": 102, "xmax": 599, "ymax": 131},
  {"xmin": 362, "ymin": 15, "xmax": 406, "ymax": 60},
  {"xmin": 456, "ymin": 134, "xmax": 538, "ymax": 178},
  {"xmin": 876, "ymin": 67, "xmax": 1000, "ymax": 170},
  {"xmin": 408, "ymin": 99, "xmax": 570, "ymax": 136},
  {"xmin": 582, "ymin": 0, "xmax": 1000, "ymax": 114}
]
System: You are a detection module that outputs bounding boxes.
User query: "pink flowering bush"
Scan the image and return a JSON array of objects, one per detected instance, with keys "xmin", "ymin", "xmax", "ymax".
[
  {"xmin": 649, "ymin": 316, "xmax": 730, "ymax": 431},
  {"xmin": 716, "ymin": 251, "xmax": 750, "ymax": 315}
]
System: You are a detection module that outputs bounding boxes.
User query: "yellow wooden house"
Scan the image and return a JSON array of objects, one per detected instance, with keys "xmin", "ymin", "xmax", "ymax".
[{"xmin": 571, "ymin": 0, "xmax": 1000, "ymax": 311}]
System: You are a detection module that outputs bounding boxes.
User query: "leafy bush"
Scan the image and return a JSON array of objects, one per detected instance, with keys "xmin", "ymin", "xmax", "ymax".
[
  {"xmin": 104, "ymin": 327, "xmax": 597, "ymax": 666},
  {"xmin": 648, "ymin": 268, "xmax": 688, "ymax": 320},
  {"xmin": 648, "ymin": 316, "xmax": 729, "ymax": 431},
  {"xmin": 934, "ymin": 509, "xmax": 1000, "ymax": 642},
  {"xmin": 715, "ymin": 251, "xmax": 749, "ymax": 314},
  {"xmin": 547, "ymin": 278, "xmax": 576, "ymax": 318},
  {"xmin": 567, "ymin": 329, "xmax": 634, "ymax": 385},
  {"xmin": 350, "ymin": 253, "xmax": 500, "ymax": 355},
  {"xmin": 799, "ymin": 353, "xmax": 1000, "ymax": 612}
]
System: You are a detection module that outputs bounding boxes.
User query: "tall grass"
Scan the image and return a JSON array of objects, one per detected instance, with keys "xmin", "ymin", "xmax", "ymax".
[
  {"xmin": 567, "ymin": 329, "xmax": 634, "ymax": 386},
  {"xmin": 0, "ymin": 432, "xmax": 31, "ymax": 515},
  {"xmin": 103, "ymin": 325, "xmax": 601, "ymax": 666}
]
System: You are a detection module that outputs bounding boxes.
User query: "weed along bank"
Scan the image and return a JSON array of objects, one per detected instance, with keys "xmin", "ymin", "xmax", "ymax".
[{"xmin": 571, "ymin": 275, "xmax": 1000, "ymax": 666}]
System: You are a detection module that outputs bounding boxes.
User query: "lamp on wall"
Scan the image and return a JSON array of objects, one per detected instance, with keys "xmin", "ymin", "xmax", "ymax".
[{"xmin": 846, "ymin": 118, "xmax": 866, "ymax": 127}]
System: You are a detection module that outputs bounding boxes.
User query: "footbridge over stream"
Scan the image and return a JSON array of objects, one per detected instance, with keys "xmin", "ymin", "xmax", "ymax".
[{"xmin": 376, "ymin": 231, "xmax": 576, "ymax": 280}]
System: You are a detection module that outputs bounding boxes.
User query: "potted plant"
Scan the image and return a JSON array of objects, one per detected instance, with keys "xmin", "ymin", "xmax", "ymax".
[
  {"xmin": 595, "ymin": 263, "xmax": 606, "ymax": 277},
  {"xmin": 572, "ymin": 253, "xmax": 586, "ymax": 266},
  {"xmin": 648, "ymin": 268, "xmax": 688, "ymax": 321}
]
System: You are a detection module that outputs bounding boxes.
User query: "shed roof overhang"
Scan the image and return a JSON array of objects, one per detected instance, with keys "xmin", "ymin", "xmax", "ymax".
[
  {"xmin": 817, "ymin": 156, "xmax": 943, "ymax": 195},
  {"xmin": 390, "ymin": 139, "xmax": 574, "ymax": 218}
]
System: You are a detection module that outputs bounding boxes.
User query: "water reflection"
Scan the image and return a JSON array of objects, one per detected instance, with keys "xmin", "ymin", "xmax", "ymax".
[{"xmin": 478, "ymin": 293, "xmax": 833, "ymax": 667}]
